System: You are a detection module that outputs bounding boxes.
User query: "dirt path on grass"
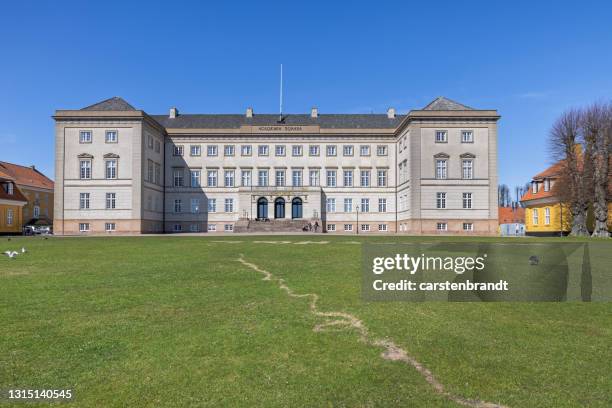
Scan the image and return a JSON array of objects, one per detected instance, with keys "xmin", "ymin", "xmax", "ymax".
[{"xmin": 237, "ymin": 255, "xmax": 508, "ymax": 408}]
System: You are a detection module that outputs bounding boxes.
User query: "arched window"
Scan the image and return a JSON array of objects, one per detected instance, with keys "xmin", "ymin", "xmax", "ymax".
[
  {"xmin": 257, "ymin": 197, "xmax": 268, "ymax": 219},
  {"xmin": 274, "ymin": 197, "xmax": 285, "ymax": 219},
  {"xmin": 291, "ymin": 197, "xmax": 303, "ymax": 219}
]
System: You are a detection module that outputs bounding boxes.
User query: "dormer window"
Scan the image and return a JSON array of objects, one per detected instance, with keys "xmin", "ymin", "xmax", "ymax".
[
  {"xmin": 7, "ymin": 182, "xmax": 13, "ymax": 195},
  {"xmin": 532, "ymin": 182, "xmax": 538, "ymax": 194},
  {"xmin": 544, "ymin": 178, "xmax": 550, "ymax": 192}
]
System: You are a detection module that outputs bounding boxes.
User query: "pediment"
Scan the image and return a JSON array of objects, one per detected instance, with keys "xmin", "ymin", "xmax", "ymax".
[
  {"xmin": 103, "ymin": 153, "xmax": 120, "ymax": 159},
  {"xmin": 460, "ymin": 152, "xmax": 476, "ymax": 158},
  {"xmin": 433, "ymin": 152, "xmax": 450, "ymax": 159},
  {"xmin": 77, "ymin": 153, "xmax": 93, "ymax": 159}
]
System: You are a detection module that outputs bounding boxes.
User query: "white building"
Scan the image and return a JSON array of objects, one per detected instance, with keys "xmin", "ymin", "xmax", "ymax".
[{"xmin": 53, "ymin": 96, "xmax": 499, "ymax": 235}]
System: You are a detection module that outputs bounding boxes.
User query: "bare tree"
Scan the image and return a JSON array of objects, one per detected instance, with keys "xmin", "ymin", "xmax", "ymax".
[
  {"xmin": 549, "ymin": 109, "xmax": 590, "ymax": 236},
  {"xmin": 583, "ymin": 103, "xmax": 611, "ymax": 237},
  {"xmin": 498, "ymin": 184, "xmax": 510, "ymax": 207}
]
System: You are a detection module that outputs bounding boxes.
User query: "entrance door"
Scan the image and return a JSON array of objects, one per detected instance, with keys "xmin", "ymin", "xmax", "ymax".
[
  {"xmin": 257, "ymin": 197, "xmax": 268, "ymax": 219},
  {"xmin": 274, "ymin": 197, "xmax": 285, "ymax": 219},
  {"xmin": 291, "ymin": 197, "xmax": 303, "ymax": 219}
]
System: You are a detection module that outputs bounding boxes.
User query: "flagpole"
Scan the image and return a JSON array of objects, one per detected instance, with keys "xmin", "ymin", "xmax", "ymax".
[{"xmin": 279, "ymin": 63, "xmax": 283, "ymax": 122}]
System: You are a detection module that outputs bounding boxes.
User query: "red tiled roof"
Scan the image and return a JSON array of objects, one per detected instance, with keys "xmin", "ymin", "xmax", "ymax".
[
  {"xmin": 0, "ymin": 181, "xmax": 28, "ymax": 203},
  {"xmin": 0, "ymin": 162, "xmax": 54, "ymax": 190},
  {"xmin": 498, "ymin": 207, "xmax": 525, "ymax": 224}
]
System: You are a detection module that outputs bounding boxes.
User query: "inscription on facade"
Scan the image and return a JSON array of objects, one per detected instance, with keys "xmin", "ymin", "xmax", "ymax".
[{"xmin": 240, "ymin": 125, "xmax": 320, "ymax": 134}]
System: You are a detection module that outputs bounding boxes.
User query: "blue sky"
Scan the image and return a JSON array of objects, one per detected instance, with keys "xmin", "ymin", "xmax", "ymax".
[{"xmin": 2, "ymin": 1, "xmax": 611, "ymax": 195}]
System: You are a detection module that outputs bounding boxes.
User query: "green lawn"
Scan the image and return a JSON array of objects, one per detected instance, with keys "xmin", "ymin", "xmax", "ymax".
[{"xmin": 1, "ymin": 235, "xmax": 610, "ymax": 407}]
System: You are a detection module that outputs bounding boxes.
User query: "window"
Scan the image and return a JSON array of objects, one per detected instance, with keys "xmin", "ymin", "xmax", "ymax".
[
  {"xmin": 224, "ymin": 170, "xmax": 235, "ymax": 187},
  {"xmin": 344, "ymin": 224, "xmax": 353, "ymax": 232},
  {"xmin": 207, "ymin": 145, "xmax": 218, "ymax": 156},
  {"xmin": 435, "ymin": 130, "xmax": 447, "ymax": 143},
  {"xmin": 326, "ymin": 170, "xmax": 337, "ymax": 187},
  {"xmin": 6, "ymin": 209, "xmax": 13, "ymax": 225},
  {"xmin": 463, "ymin": 223, "xmax": 473, "ymax": 231},
  {"xmin": 376, "ymin": 145, "xmax": 387, "ymax": 156},
  {"xmin": 326, "ymin": 198, "xmax": 336, "ymax": 212},
  {"xmin": 190, "ymin": 145, "xmax": 201, "ymax": 156},
  {"xmin": 224, "ymin": 224, "xmax": 234, "ymax": 232},
  {"xmin": 327, "ymin": 224, "xmax": 336, "ymax": 232},
  {"xmin": 173, "ymin": 145, "xmax": 184, "ymax": 156},
  {"xmin": 436, "ymin": 192, "xmax": 446, "ymax": 209},
  {"xmin": 155, "ymin": 164, "xmax": 161, "ymax": 185},
  {"xmin": 80, "ymin": 160, "xmax": 91, "ymax": 179},
  {"xmin": 173, "ymin": 169, "xmax": 184, "ymax": 187},
  {"xmin": 79, "ymin": 193, "xmax": 90, "ymax": 209},
  {"xmin": 462, "ymin": 130, "xmax": 474, "ymax": 143},
  {"xmin": 309, "ymin": 145, "xmax": 320, "ymax": 156},
  {"xmin": 435, "ymin": 159, "xmax": 448, "ymax": 179},
  {"xmin": 190, "ymin": 224, "xmax": 200, "ymax": 232},
  {"xmin": 544, "ymin": 179, "xmax": 550, "ymax": 192},
  {"xmin": 241, "ymin": 145, "xmax": 252, "ymax": 156},
  {"xmin": 105, "ymin": 159, "xmax": 117, "ymax": 179},
  {"xmin": 462, "ymin": 159, "xmax": 473, "ymax": 179},
  {"xmin": 208, "ymin": 224, "xmax": 217, "ymax": 232},
  {"xmin": 258, "ymin": 145, "xmax": 269, "ymax": 156},
  {"xmin": 191, "ymin": 199, "xmax": 200, "ymax": 214},
  {"xmin": 361, "ymin": 224, "xmax": 370, "ymax": 232},
  {"xmin": 343, "ymin": 145, "xmax": 354, "ymax": 156},
  {"xmin": 437, "ymin": 222, "xmax": 448, "ymax": 231},
  {"xmin": 208, "ymin": 198, "xmax": 216, "ymax": 213},
  {"xmin": 275, "ymin": 145, "xmax": 286, "ymax": 156},
  {"xmin": 309, "ymin": 169, "xmax": 319, "ymax": 186},
  {"xmin": 292, "ymin": 145, "xmax": 303, "ymax": 156},
  {"xmin": 344, "ymin": 198, "xmax": 353, "ymax": 212},
  {"xmin": 532, "ymin": 182, "xmax": 538, "ymax": 194},
  {"xmin": 224, "ymin": 145, "xmax": 235, "ymax": 156},
  {"xmin": 79, "ymin": 223, "xmax": 90, "ymax": 232},
  {"xmin": 360, "ymin": 145, "xmax": 370, "ymax": 156},
  {"xmin": 33, "ymin": 206, "xmax": 40, "ymax": 218},
  {"xmin": 343, "ymin": 170, "xmax": 353, "ymax": 187},
  {"xmin": 377, "ymin": 170, "xmax": 387, "ymax": 187},
  {"xmin": 6, "ymin": 183, "xmax": 13, "ymax": 195},
  {"xmin": 545, "ymin": 207, "xmax": 551, "ymax": 225},
  {"xmin": 275, "ymin": 170, "xmax": 286, "ymax": 186},
  {"xmin": 105, "ymin": 192, "xmax": 116, "ymax": 209},
  {"xmin": 378, "ymin": 224, "xmax": 388, "ymax": 232},
  {"xmin": 361, "ymin": 198, "xmax": 370, "ymax": 212},
  {"xmin": 462, "ymin": 193, "xmax": 473, "ymax": 209},
  {"xmin": 326, "ymin": 145, "xmax": 337, "ymax": 156},
  {"xmin": 207, "ymin": 170, "xmax": 218, "ymax": 187},
  {"xmin": 258, "ymin": 170, "xmax": 268, "ymax": 186},
  {"xmin": 241, "ymin": 170, "xmax": 252, "ymax": 187},
  {"xmin": 79, "ymin": 130, "xmax": 92, "ymax": 143},
  {"xmin": 155, "ymin": 140, "xmax": 161, "ymax": 153},
  {"xmin": 292, "ymin": 170, "xmax": 303, "ymax": 186},
  {"xmin": 224, "ymin": 198, "xmax": 234, "ymax": 213},
  {"xmin": 378, "ymin": 198, "xmax": 387, "ymax": 212},
  {"xmin": 174, "ymin": 199, "xmax": 182, "ymax": 213},
  {"xmin": 191, "ymin": 170, "xmax": 201, "ymax": 187},
  {"xmin": 360, "ymin": 170, "xmax": 370, "ymax": 187},
  {"xmin": 532, "ymin": 208, "xmax": 539, "ymax": 225},
  {"xmin": 147, "ymin": 135, "xmax": 154, "ymax": 149},
  {"xmin": 173, "ymin": 224, "xmax": 182, "ymax": 232},
  {"xmin": 105, "ymin": 130, "xmax": 117, "ymax": 143},
  {"xmin": 147, "ymin": 160, "xmax": 154, "ymax": 182},
  {"xmin": 105, "ymin": 222, "xmax": 116, "ymax": 232}
]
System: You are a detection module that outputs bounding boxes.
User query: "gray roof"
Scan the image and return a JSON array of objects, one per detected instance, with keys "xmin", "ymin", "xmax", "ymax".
[
  {"xmin": 422, "ymin": 96, "xmax": 473, "ymax": 111},
  {"xmin": 151, "ymin": 114, "xmax": 405, "ymax": 129},
  {"xmin": 81, "ymin": 97, "xmax": 137, "ymax": 111}
]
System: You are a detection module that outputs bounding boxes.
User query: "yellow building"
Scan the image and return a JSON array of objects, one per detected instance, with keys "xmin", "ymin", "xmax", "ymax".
[
  {"xmin": 521, "ymin": 160, "xmax": 612, "ymax": 236},
  {"xmin": 0, "ymin": 170, "xmax": 27, "ymax": 234},
  {"xmin": 0, "ymin": 162, "xmax": 54, "ymax": 227}
]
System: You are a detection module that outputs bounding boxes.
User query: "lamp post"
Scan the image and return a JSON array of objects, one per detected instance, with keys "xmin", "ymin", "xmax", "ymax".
[{"xmin": 356, "ymin": 205, "xmax": 359, "ymax": 235}]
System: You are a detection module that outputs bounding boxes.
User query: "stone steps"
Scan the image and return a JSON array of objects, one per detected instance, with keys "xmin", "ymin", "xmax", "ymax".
[{"xmin": 233, "ymin": 218, "xmax": 321, "ymax": 233}]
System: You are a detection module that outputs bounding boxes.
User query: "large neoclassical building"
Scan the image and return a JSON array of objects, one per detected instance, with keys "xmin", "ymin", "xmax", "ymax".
[{"xmin": 53, "ymin": 96, "xmax": 500, "ymax": 235}]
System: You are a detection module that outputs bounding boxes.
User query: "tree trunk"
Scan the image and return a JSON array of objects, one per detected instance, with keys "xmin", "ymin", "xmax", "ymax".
[
  {"xmin": 570, "ymin": 202, "xmax": 590, "ymax": 236},
  {"xmin": 591, "ymin": 156, "xmax": 609, "ymax": 237}
]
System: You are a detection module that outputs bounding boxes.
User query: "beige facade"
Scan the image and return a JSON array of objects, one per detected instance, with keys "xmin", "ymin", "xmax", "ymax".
[{"xmin": 53, "ymin": 96, "xmax": 499, "ymax": 235}]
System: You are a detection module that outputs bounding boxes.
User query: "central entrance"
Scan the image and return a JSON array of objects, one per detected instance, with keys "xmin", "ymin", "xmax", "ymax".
[{"xmin": 274, "ymin": 197, "xmax": 285, "ymax": 219}]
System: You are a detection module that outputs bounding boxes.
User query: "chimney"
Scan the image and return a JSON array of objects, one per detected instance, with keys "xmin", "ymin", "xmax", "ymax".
[
  {"xmin": 387, "ymin": 107, "xmax": 396, "ymax": 119},
  {"xmin": 311, "ymin": 107, "xmax": 318, "ymax": 118},
  {"xmin": 30, "ymin": 165, "xmax": 36, "ymax": 170},
  {"xmin": 169, "ymin": 107, "xmax": 178, "ymax": 118},
  {"xmin": 246, "ymin": 107, "xmax": 253, "ymax": 118}
]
